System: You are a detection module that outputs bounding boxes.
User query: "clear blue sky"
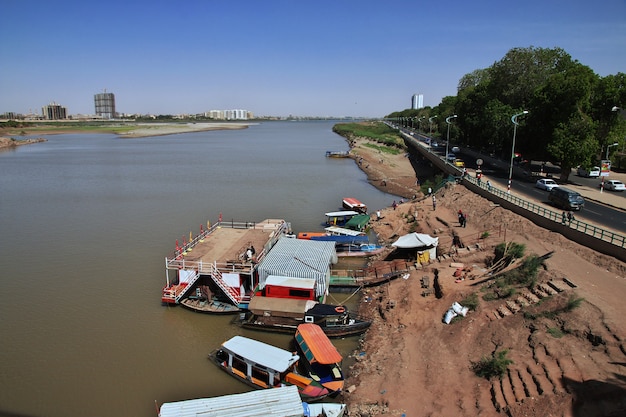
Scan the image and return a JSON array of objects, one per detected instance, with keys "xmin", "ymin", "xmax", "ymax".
[{"xmin": 1, "ymin": 0, "xmax": 624, "ymax": 118}]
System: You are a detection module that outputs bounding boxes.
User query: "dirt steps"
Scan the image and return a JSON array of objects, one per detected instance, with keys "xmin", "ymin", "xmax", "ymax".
[{"xmin": 491, "ymin": 278, "xmax": 575, "ymax": 319}]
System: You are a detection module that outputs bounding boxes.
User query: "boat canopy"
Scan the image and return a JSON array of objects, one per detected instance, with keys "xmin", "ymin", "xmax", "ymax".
[
  {"xmin": 344, "ymin": 214, "xmax": 370, "ymax": 231},
  {"xmin": 324, "ymin": 210, "xmax": 360, "ymax": 218},
  {"xmin": 306, "ymin": 303, "xmax": 347, "ymax": 317},
  {"xmin": 342, "ymin": 197, "xmax": 367, "ymax": 212},
  {"xmin": 159, "ymin": 385, "xmax": 304, "ymax": 417},
  {"xmin": 248, "ymin": 296, "xmax": 318, "ymax": 316},
  {"xmin": 324, "ymin": 226, "xmax": 365, "ymax": 236},
  {"xmin": 295, "ymin": 323, "xmax": 343, "ymax": 365},
  {"xmin": 221, "ymin": 336, "xmax": 299, "ymax": 373}
]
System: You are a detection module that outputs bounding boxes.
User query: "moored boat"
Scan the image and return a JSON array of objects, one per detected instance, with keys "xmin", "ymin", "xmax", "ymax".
[
  {"xmin": 325, "ymin": 150, "xmax": 350, "ymax": 158},
  {"xmin": 237, "ymin": 296, "xmax": 371, "ymax": 338},
  {"xmin": 208, "ymin": 335, "xmax": 330, "ymax": 402},
  {"xmin": 336, "ymin": 243, "xmax": 386, "ymax": 257},
  {"xmin": 158, "ymin": 385, "xmax": 346, "ymax": 417},
  {"xmin": 295, "ymin": 323, "xmax": 344, "ymax": 395},
  {"xmin": 341, "ymin": 197, "xmax": 367, "ymax": 213},
  {"xmin": 323, "ymin": 210, "xmax": 360, "ymax": 226}
]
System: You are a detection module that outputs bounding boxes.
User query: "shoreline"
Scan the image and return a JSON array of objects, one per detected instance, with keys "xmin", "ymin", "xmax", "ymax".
[
  {"xmin": 337, "ymin": 133, "xmax": 626, "ymax": 416},
  {"xmin": 0, "ymin": 122, "xmax": 252, "ymax": 143}
]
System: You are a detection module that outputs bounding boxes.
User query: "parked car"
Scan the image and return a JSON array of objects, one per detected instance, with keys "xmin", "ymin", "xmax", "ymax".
[
  {"xmin": 535, "ymin": 178, "xmax": 559, "ymax": 191},
  {"xmin": 446, "ymin": 153, "xmax": 456, "ymax": 161},
  {"xmin": 577, "ymin": 166, "xmax": 600, "ymax": 177},
  {"xmin": 548, "ymin": 187, "xmax": 585, "ymax": 211},
  {"xmin": 451, "ymin": 146, "xmax": 461, "ymax": 153},
  {"xmin": 453, "ymin": 159, "xmax": 465, "ymax": 168},
  {"xmin": 603, "ymin": 179, "xmax": 625, "ymax": 191}
]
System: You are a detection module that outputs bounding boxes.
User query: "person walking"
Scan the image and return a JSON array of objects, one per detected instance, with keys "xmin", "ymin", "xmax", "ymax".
[
  {"xmin": 567, "ymin": 211, "xmax": 574, "ymax": 225},
  {"xmin": 432, "ymin": 195, "xmax": 437, "ymax": 211},
  {"xmin": 561, "ymin": 211, "xmax": 567, "ymax": 225}
]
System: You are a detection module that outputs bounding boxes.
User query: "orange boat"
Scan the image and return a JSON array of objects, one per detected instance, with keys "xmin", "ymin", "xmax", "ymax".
[
  {"xmin": 297, "ymin": 232, "xmax": 327, "ymax": 240},
  {"xmin": 295, "ymin": 323, "xmax": 344, "ymax": 395}
]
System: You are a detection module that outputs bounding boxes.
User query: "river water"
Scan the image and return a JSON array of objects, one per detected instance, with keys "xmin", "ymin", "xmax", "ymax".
[{"xmin": 0, "ymin": 121, "xmax": 400, "ymax": 417}]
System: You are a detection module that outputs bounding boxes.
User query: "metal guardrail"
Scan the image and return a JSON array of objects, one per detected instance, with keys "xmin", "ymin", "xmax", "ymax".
[
  {"xmin": 399, "ymin": 127, "xmax": 626, "ymax": 249},
  {"xmin": 463, "ymin": 175, "xmax": 626, "ymax": 248}
]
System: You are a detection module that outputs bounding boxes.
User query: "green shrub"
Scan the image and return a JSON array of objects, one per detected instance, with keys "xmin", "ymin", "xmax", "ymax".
[
  {"xmin": 460, "ymin": 293, "xmax": 479, "ymax": 311},
  {"xmin": 547, "ymin": 327, "xmax": 564, "ymax": 338},
  {"xmin": 472, "ymin": 349, "xmax": 513, "ymax": 380},
  {"xmin": 565, "ymin": 296, "xmax": 584, "ymax": 311},
  {"xmin": 494, "ymin": 242, "xmax": 526, "ymax": 267},
  {"xmin": 482, "ymin": 292, "xmax": 498, "ymax": 301}
]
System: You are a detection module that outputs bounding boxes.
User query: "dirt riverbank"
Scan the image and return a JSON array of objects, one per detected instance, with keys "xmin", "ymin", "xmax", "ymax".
[
  {"xmin": 0, "ymin": 121, "xmax": 250, "ymax": 140},
  {"xmin": 341, "ymin": 136, "xmax": 626, "ymax": 417}
]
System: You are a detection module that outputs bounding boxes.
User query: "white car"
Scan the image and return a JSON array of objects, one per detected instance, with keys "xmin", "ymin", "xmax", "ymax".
[
  {"xmin": 536, "ymin": 178, "xmax": 559, "ymax": 191},
  {"xmin": 577, "ymin": 166, "xmax": 600, "ymax": 177},
  {"xmin": 603, "ymin": 179, "xmax": 625, "ymax": 191}
]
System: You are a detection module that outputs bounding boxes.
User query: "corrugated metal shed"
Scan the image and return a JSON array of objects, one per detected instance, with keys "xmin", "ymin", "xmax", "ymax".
[
  {"xmin": 257, "ymin": 238, "xmax": 337, "ymax": 298},
  {"xmin": 159, "ymin": 385, "xmax": 304, "ymax": 417},
  {"xmin": 222, "ymin": 336, "xmax": 299, "ymax": 372}
]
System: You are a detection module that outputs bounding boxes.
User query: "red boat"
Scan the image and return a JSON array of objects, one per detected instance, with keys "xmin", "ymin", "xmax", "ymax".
[{"xmin": 342, "ymin": 197, "xmax": 367, "ymax": 213}]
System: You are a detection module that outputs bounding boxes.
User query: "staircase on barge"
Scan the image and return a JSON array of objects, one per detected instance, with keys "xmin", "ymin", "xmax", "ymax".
[{"xmin": 161, "ymin": 219, "xmax": 290, "ymax": 308}]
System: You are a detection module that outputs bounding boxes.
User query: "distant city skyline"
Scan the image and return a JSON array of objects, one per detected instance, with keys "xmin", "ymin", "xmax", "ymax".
[{"xmin": 1, "ymin": 0, "xmax": 624, "ymax": 118}]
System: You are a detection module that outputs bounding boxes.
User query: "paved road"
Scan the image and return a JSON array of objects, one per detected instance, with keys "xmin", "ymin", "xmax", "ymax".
[{"xmin": 428, "ymin": 143, "xmax": 626, "ymax": 235}]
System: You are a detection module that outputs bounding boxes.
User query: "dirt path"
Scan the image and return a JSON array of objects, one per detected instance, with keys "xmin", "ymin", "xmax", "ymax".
[{"xmin": 340, "ymin": 136, "xmax": 626, "ymax": 417}]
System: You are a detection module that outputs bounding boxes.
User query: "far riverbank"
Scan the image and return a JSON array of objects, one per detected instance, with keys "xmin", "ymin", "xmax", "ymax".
[{"xmin": 0, "ymin": 121, "xmax": 251, "ymax": 141}]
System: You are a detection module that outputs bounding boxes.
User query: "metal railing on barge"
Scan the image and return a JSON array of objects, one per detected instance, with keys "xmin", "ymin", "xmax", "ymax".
[{"xmin": 165, "ymin": 219, "xmax": 291, "ymax": 274}]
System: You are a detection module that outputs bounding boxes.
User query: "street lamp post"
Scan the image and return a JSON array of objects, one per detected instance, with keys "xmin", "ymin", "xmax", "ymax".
[
  {"xmin": 508, "ymin": 110, "xmax": 529, "ymax": 193},
  {"xmin": 429, "ymin": 115, "xmax": 438, "ymax": 138},
  {"xmin": 418, "ymin": 116, "xmax": 425, "ymax": 133},
  {"xmin": 606, "ymin": 142, "xmax": 619, "ymax": 160},
  {"xmin": 600, "ymin": 142, "xmax": 619, "ymax": 193},
  {"xmin": 445, "ymin": 115, "xmax": 457, "ymax": 164}
]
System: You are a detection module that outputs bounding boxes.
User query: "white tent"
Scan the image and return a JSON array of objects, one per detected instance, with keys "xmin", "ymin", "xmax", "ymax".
[{"xmin": 391, "ymin": 233, "xmax": 438, "ymax": 263}]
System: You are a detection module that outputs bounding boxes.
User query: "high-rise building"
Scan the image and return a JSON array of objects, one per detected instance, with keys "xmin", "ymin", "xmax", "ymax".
[
  {"xmin": 411, "ymin": 93, "xmax": 424, "ymax": 110},
  {"xmin": 42, "ymin": 102, "xmax": 67, "ymax": 120},
  {"xmin": 94, "ymin": 92, "xmax": 116, "ymax": 119}
]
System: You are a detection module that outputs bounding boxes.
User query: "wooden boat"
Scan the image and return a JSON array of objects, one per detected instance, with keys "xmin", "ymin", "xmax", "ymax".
[
  {"xmin": 330, "ymin": 260, "xmax": 413, "ymax": 288},
  {"xmin": 158, "ymin": 385, "xmax": 346, "ymax": 417},
  {"xmin": 325, "ymin": 150, "xmax": 350, "ymax": 158},
  {"xmin": 176, "ymin": 282, "xmax": 241, "ymax": 314},
  {"xmin": 179, "ymin": 296, "xmax": 241, "ymax": 314},
  {"xmin": 343, "ymin": 214, "xmax": 370, "ymax": 232},
  {"xmin": 295, "ymin": 324, "xmax": 344, "ymax": 395},
  {"xmin": 336, "ymin": 243, "xmax": 386, "ymax": 257},
  {"xmin": 237, "ymin": 296, "xmax": 371, "ymax": 338},
  {"xmin": 341, "ymin": 197, "xmax": 367, "ymax": 214},
  {"xmin": 208, "ymin": 335, "xmax": 330, "ymax": 402},
  {"xmin": 324, "ymin": 210, "xmax": 360, "ymax": 226},
  {"xmin": 296, "ymin": 231, "xmax": 327, "ymax": 240},
  {"xmin": 324, "ymin": 226, "xmax": 366, "ymax": 237}
]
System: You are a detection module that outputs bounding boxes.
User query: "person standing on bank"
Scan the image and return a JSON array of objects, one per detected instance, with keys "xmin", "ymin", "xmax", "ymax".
[{"xmin": 432, "ymin": 195, "xmax": 437, "ymax": 211}]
